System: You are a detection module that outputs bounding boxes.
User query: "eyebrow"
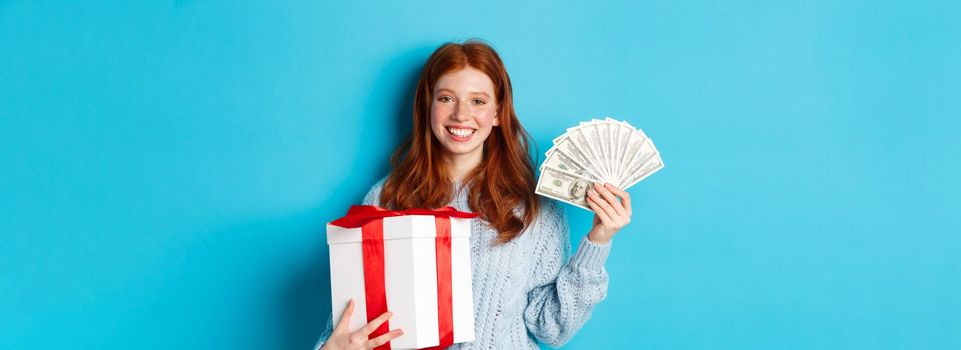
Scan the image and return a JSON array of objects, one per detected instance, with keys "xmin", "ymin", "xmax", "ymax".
[{"xmin": 434, "ymin": 88, "xmax": 491, "ymax": 98}]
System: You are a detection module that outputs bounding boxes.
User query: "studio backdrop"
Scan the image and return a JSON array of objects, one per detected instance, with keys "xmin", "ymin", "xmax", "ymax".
[{"xmin": 2, "ymin": 1, "xmax": 959, "ymax": 349}]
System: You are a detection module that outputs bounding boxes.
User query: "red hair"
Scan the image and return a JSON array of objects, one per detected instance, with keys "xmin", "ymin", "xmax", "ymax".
[{"xmin": 380, "ymin": 39, "xmax": 540, "ymax": 244}]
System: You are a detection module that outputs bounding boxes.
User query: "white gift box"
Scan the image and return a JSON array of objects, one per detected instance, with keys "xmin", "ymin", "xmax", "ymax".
[{"xmin": 327, "ymin": 213, "xmax": 475, "ymax": 349}]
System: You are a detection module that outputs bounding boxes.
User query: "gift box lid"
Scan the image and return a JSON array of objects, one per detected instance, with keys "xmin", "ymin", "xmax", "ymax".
[{"xmin": 326, "ymin": 215, "xmax": 472, "ymax": 245}]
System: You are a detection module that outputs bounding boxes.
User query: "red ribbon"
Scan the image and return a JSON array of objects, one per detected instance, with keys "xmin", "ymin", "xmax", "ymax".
[{"xmin": 330, "ymin": 205, "xmax": 477, "ymax": 350}]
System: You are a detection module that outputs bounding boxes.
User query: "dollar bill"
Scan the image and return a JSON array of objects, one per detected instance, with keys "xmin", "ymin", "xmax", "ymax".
[
  {"xmin": 596, "ymin": 121, "xmax": 612, "ymax": 179},
  {"xmin": 535, "ymin": 166, "xmax": 593, "ymax": 211},
  {"xmin": 621, "ymin": 154, "xmax": 665, "ymax": 189},
  {"xmin": 541, "ymin": 147, "xmax": 602, "ymax": 182},
  {"xmin": 619, "ymin": 138, "xmax": 658, "ymax": 187},
  {"xmin": 549, "ymin": 136, "xmax": 605, "ymax": 181},
  {"xmin": 582, "ymin": 124, "xmax": 611, "ymax": 180},
  {"xmin": 609, "ymin": 119, "xmax": 632, "ymax": 181},
  {"xmin": 570, "ymin": 128, "xmax": 609, "ymax": 182}
]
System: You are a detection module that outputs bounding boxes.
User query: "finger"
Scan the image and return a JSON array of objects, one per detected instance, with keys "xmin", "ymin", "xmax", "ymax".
[
  {"xmin": 334, "ymin": 298, "xmax": 355, "ymax": 333},
  {"xmin": 588, "ymin": 187, "xmax": 620, "ymax": 222},
  {"xmin": 587, "ymin": 196, "xmax": 613, "ymax": 225},
  {"xmin": 359, "ymin": 311, "xmax": 393, "ymax": 336},
  {"xmin": 367, "ymin": 329, "xmax": 404, "ymax": 348},
  {"xmin": 605, "ymin": 184, "xmax": 632, "ymax": 214},
  {"xmin": 595, "ymin": 183, "xmax": 627, "ymax": 217}
]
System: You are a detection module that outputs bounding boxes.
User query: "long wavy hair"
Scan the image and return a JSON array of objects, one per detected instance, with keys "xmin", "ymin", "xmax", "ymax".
[{"xmin": 380, "ymin": 39, "xmax": 539, "ymax": 244}]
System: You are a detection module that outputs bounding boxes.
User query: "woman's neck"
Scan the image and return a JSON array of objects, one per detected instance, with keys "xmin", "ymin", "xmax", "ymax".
[{"xmin": 444, "ymin": 150, "xmax": 482, "ymax": 183}]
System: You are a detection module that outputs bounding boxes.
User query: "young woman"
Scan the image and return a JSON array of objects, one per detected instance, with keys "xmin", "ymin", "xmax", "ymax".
[{"xmin": 315, "ymin": 39, "xmax": 632, "ymax": 350}]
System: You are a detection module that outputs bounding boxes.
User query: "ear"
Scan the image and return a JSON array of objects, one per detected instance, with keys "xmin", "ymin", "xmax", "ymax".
[{"xmin": 493, "ymin": 112, "xmax": 500, "ymax": 126}]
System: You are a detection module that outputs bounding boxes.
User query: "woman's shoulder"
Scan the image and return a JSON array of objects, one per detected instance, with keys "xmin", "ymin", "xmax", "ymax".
[{"xmin": 361, "ymin": 176, "xmax": 388, "ymax": 206}]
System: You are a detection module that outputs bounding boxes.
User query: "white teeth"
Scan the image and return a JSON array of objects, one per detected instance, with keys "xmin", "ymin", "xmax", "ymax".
[{"xmin": 446, "ymin": 127, "xmax": 476, "ymax": 138}]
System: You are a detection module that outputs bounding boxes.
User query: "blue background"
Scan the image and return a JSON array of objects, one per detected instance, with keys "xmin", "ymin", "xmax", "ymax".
[{"xmin": 2, "ymin": 1, "xmax": 959, "ymax": 349}]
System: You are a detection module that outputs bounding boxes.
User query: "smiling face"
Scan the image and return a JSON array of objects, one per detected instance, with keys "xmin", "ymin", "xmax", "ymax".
[{"xmin": 430, "ymin": 67, "xmax": 500, "ymax": 162}]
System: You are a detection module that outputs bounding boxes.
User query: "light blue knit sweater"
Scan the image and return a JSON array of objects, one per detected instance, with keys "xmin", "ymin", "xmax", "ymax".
[{"xmin": 315, "ymin": 178, "xmax": 612, "ymax": 349}]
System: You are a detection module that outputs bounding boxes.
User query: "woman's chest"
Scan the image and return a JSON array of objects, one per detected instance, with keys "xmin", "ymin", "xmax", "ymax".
[{"xmin": 466, "ymin": 219, "xmax": 540, "ymax": 292}]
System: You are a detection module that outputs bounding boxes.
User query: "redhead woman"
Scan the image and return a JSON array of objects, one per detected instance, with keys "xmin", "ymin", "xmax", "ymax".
[{"xmin": 315, "ymin": 39, "xmax": 632, "ymax": 350}]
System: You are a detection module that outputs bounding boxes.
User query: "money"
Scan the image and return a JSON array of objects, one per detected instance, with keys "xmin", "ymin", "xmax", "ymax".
[
  {"xmin": 536, "ymin": 117, "xmax": 665, "ymax": 211},
  {"xmin": 543, "ymin": 147, "xmax": 601, "ymax": 182},
  {"xmin": 535, "ymin": 166, "xmax": 593, "ymax": 211}
]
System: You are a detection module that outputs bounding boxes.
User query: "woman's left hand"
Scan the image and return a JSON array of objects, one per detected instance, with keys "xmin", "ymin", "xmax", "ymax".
[{"xmin": 585, "ymin": 183, "xmax": 632, "ymax": 244}]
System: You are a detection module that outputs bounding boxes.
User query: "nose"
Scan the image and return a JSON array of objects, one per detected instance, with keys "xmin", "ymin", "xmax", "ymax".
[{"xmin": 452, "ymin": 101, "xmax": 471, "ymax": 121}]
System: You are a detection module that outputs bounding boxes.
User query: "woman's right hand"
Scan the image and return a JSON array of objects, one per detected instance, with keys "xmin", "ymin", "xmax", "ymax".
[{"xmin": 321, "ymin": 299, "xmax": 404, "ymax": 350}]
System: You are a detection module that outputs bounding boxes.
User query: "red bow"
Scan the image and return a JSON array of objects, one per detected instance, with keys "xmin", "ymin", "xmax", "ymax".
[{"xmin": 330, "ymin": 205, "xmax": 479, "ymax": 228}]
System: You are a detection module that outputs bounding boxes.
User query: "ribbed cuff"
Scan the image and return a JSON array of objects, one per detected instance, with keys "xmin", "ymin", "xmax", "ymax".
[{"xmin": 569, "ymin": 235, "xmax": 612, "ymax": 271}]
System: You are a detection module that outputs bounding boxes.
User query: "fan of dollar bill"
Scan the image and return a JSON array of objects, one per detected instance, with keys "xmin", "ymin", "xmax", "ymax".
[{"xmin": 535, "ymin": 117, "xmax": 664, "ymax": 211}]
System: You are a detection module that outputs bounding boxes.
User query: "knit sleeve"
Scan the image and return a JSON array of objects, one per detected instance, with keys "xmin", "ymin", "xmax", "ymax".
[
  {"xmin": 523, "ymin": 199, "xmax": 612, "ymax": 348},
  {"xmin": 312, "ymin": 178, "xmax": 387, "ymax": 349}
]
